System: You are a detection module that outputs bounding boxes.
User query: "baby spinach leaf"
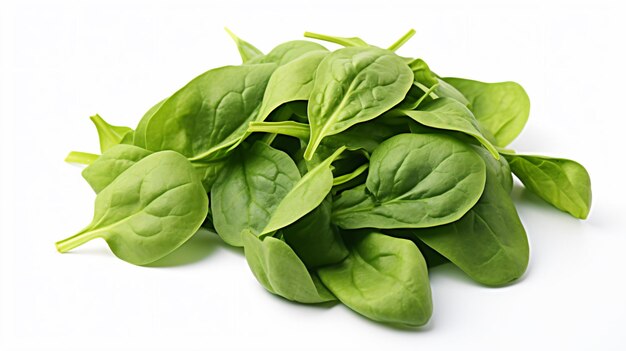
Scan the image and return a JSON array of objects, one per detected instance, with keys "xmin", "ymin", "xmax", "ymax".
[
  {"xmin": 192, "ymin": 158, "xmax": 228, "ymax": 192},
  {"xmin": 505, "ymin": 154, "xmax": 592, "ymax": 219},
  {"xmin": 224, "ymin": 28, "xmax": 263, "ymax": 63},
  {"xmin": 317, "ymin": 231, "xmax": 432, "ymax": 326},
  {"xmin": 332, "ymin": 133, "xmax": 486, "ymax": 229},
  {"xmin": 242, "ymin": 230, "xmax": 336, "ymax": 303},
  {"xmin": 211, "ymin": 142, "xmax": 301, "ymax": 246},
  {"xmin": 304, "ymin": 46, "xmax": 414, "ymax": 160},
  {"xmin": 443, "ymin": 78, "xmax": 530, "ymax": 147},
  {"xmin": 408, "ymin": 59, "xmax": 469, "ymax": 106},
  {"xmin": 392, "ymin": 97, "xmax": 500, "ymax": 158},
  {"xmin": 133, "ymin": 98, "xmax": 167, "ymax": 148},
  {"xmin": 143, "ymin": 63, "xmax": 276, "ymax": 161},
  {"xmin": 90, "ymin": 114, "xmax": 133, "ymax": 152},
  {"xmin": 56, "ymin": 151, "xmax": 208, "ymax": 265},
  {"xmin": 82, "ymin": 144, "xmax": 153, "ymax": 193},
  {"xmin": 487, "ymin": 148, "xmax": 514, "ymax": 192},
  {"xmin": 410, "ymin": 147, "xmax": 529, "ymax": 286},
  {"xmin": 282, "ymin": 197, "xmax": 349, "ymax": 268},
  {"xmin": 256, "ymin": 40, "xmax": 328, "ymax": 66},
  {"xmin": 261, "ymin": 146, "xmax": 346, "ymax": 234},
  {"xmin": 256, "ymin": 50, "xmax": 329, "ymax": 122},
  {"xmin": 211, "ymin": 142, "xmax": 345, "ymax": 246}
]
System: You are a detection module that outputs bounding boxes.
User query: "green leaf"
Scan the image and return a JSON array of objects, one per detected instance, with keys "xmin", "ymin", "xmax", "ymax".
[
  {"xmin": 133, "ymin": 99, "xmax": 167, "ymax": 148},
  {"xmin": 282, "ymin": 197, "xmax": 349, "ymax": 268},
  {"xmin": 242, "ymin": 230, "xmax": 336, "ymax": 303},
  {"xmin": 317, "ymin": 231, "xmax": 432, "ymax": 326},
  {"xmin": 304, "ymin": 46, "xmax": 414, "ymax": 160},
  {"xmin": 256, "ymin": 50, "xmax": 329, "ymax": 122},
  {"xmin": 211, "ymin": 142, "xmax": 301, "ymax": 246},
  {"xmin": 192, "ymin": 158, "xmax": 228, "ymax": 192},
  {"xmin": 262, "ymin": 146, "xmax": 346, "ymax": 234},
  {"xmin": 443, "ymin": 78, "xmax": 530, "ymax": 147},
  {"xmin": 56, "ymin": 151, "xmax": 208, "ymax": 265},
  {"xmin": 224, "ymin": 28, "xmax": 263, "ymax": 63},
  {"xmin": 505, "ymin": 154, "xmax": 592, "ymax": 219},
  {"xmin": 332, "ymin": 133, "xmax": 486, "ymax": 229},
  {"xmin": 211, "ymin": 142, "xmax": 345, "ymax": 246},
  {"xmin": 82, "ymin": 144, "xmax": 153, "ymax": 193},
  {"xmin": 410, "ymin": 147, "xmax": 529, "ymax": 286},
  {"xmin": 143, "ymin": 64, "xmax": 276, "ymax": 161},
  {"xmin": 90, "ymin": 114, "xmax": 133, "ymax": 153},
  {"xmin": 255, "ymin": 40, "xmax": 328, "ymax": 66},
  {"xmin": 393, "ymin": 97, "xmax": 500, "ymax": 158},
  {"xmin": 408, "ymin": 59, "xmax": 470, "ymax": 106}
]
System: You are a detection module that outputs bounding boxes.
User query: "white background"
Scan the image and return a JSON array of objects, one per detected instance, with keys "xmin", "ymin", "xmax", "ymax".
[{"xmin": 1, "ymin": 0, "xmax": 625, "ymax": 350}]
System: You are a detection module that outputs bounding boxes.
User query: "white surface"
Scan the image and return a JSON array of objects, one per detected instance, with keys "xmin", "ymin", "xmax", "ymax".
[{"xmin": 1, "ymin": 0, "xmax": 625, "ymax": 350}]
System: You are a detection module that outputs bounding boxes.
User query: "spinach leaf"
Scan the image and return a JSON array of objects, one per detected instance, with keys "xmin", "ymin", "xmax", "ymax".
[
  {"xmin": 304, "ymin": 46, "xmax": 414, "ymax": 159},
  {"xmin": 505, "ymin": 153, "xmax": 592, "ymax": 219},
  {"xmin": 82, "ymin": 144, "xmax": 152, "ymax": 193},
  {"xmin": 333, "ymin": 133, "xmax": 486, "ymax": 229},
  {"xmin": 211, "ymin": 142, "xmax": 300, "ymax": 246},
  {"xmin": 410, "ymin": 147, "xmax": 529, "ymax": 286},
  {"xmin": 255, "ymin": 40, "xmax": 328, "ymax": 66},
  {"xmin": 243, "ymin": 230, "xmax": 336, "ymax": 303},
  {"xmin": 443, "ymin": 78, "xmax": 530, "ymax": 147},
  {"xmin": 261, "ymin": 146, "xmax": 346, "ymax": 234},
  {"xmin": 317, "ymin": 231, "xmax": 432, "ymax": 326},
  {"xmin": 143, "ymin": 63, "xmax": 276, "ymax": 161},
  {"xmin": 89, "ymin": 114, "xmax": 133, "ymax": 152},
  {"xmin": 282, "ymin": 197, "xmax": 349, "ymax": 268},
  {"xmin": 256, "ymin": 50, "xmax": 329, "ymax": 122},
  {"xmin": 56, "ymin": 151, "xmax": 208, "ymax": 265},
  {"xmin": 211, "ymin": 142, "xmax": 344, "ymax": 246},
  {"xmin": 133, "ymin": 98, "xmax": 167, "ymax": 148},
  {"xmin": 391, "ymin": 97, "xmax": 500, "ymax": 158},
  {"xmin": 408, "ymin": 59, "xmax": 470, "ymax": 106},
  {"xmin": 225, "ymin": 28, "xmax": 263, "ymax": 63},
  {"xmin": 193, "ymin": 158, "xmax": 228, "ymax": 192}
]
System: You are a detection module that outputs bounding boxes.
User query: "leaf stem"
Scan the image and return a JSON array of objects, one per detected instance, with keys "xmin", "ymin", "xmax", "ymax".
[
  {"xmin": 248, "ymin": 121, "xmax": 310, "ymax": 140},
  {"xmin": 387, "ymin": 29, "xmax": 416, "ymax": 52},
  {"xmin": 304, "ymin": 32, "xmax": 355, "ymax": 47},
  {"xmin": 55, "ymin": 230, "xmax": 100, "ymax": 253},
  {"xmin": 65, "ymin": 151, "xmax": 99, "ymax": 165},
  {"xmin": 333, "ymin": 164, "xmax": 369, "ymax": 186}
]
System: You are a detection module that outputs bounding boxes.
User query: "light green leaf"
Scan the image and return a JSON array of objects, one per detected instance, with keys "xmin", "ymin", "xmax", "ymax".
[
  {"xmin": 411, "ymin": 147, "xmax": 529, "ymax": 286},
  {"xmin": 333, "ymin": 133, "xmax": 486, "ymax": 229},
  {"xmin": 444, "ymin": 78, "xmax": 530, "ymax": 147},
  {"xmin": 56, "ymin": 151, "xmax": 208, "ymax": 265},
  {"xmin": 317, "ymin": 231, "xmax": 432, "ymax": 326},
  {"xmin": 243, "ymin": 230, "xmax": 336, "ymax": 303},
  {"xmin": 304, "ymin": 47, "xmax": 414, "ymax": 160},
  {"xmin": 90, "ymin": 114, "xmax": 133, "ymax": 152},
  {"xmin": 505, "ymin": 154, "xmax": 592, "ymax": 219}
]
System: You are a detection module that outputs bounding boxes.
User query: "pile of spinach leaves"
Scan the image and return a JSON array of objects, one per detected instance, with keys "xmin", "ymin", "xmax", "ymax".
[{"xmin": 57, "ymin": 29, "xmax": 592, "ymax": 327}]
